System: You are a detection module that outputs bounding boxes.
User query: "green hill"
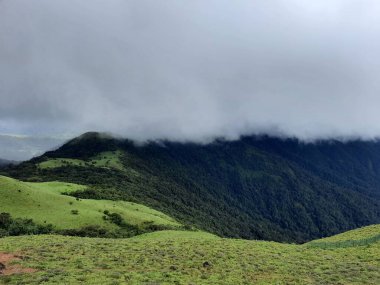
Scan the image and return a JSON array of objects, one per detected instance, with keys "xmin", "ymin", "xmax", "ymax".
[
  {"xmin": 307, "ymin": 224, "xmax": 380, "ymax": 249},
  {"xmin": 0, "ymin": 175, "xmax": 180, "ymax": 231},
  {"xmin": 4, "ymin": 132, "xmax": 380, "ymax": 242},
  {"xmin": 37, "ymin": 150, "xmax": 126, "ymax": 172},
  {"xmin": 312, "ymin": 224, "xmax": 380, "ymax": 242},
  {"xmin": 0, "ymin": 225, "xmax": 379, "ymax": 284}
]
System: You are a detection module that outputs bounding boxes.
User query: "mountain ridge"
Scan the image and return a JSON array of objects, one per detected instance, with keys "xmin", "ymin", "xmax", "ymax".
[{"xmin": 3, "ymin": 132, "xmax": 380, "ymax": 242}]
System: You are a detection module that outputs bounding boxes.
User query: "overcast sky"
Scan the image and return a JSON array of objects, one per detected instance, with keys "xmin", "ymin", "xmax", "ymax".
[{"xmin": 1, "ymin": 0, "xmax": 380, "ymax": 159}]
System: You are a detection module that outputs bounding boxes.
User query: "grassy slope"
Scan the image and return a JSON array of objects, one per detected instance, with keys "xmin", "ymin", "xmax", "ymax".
[
  {"xmin": 0, "ymin": 226, "xmax": 379, "ymax": 284},
  {"xmin": 307, "ymin": 224, "xmax": 380, "ymax": 249},
  {"xmin": 38, "ymin": 151, "xmax": 125, "ymax": 171},
  {"xmin": 312, "ymin": 224, "xmax": 380, "ymax": 242},
  {"xmin": 0, "ymin": 175, "xmax": 180, "ymax": 230}
]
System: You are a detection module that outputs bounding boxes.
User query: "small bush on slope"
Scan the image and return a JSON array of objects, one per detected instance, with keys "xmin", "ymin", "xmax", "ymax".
[{"xmin": 0, "ymin": 212, "xmax": 53, "ymax": 237}]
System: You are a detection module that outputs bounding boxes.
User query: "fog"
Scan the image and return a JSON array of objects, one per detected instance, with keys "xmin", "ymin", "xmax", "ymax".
[{"xmin": 1, "ymin": 1, "xmax": 380, "ymax": 159}]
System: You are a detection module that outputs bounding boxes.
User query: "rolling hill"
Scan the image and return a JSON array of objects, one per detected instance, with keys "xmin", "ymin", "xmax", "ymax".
[
  {"xmin": 3, "ymin": 132, "xmax": 380, "ymax": 242},
  {"xmin": 0, "ymin": 225, "xmax": 379, "ymax": 284},
  {"xmin": 0, "ymin": 175, "xmax": 180, "ymax": 233}
]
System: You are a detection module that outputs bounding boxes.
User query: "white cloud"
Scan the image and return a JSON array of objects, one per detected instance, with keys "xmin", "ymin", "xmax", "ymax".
[{"xmin": 1, "ymin": 0, "xmax": 380, "ymax": 145}]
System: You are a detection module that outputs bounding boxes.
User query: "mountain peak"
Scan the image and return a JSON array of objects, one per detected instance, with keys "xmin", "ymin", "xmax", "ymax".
[{"xmin": 73, "ymin": 132, "xmax": 115, "ymax": 142}]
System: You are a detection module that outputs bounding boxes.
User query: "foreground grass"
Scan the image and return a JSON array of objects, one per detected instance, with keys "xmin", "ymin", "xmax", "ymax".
[
  {"xmin": 0, "ymin": 176, "xmax": 180, "ymax": 230},
  {"xmin": 0, "ymin": 228, "xmax": 379, "ymax": 285}
]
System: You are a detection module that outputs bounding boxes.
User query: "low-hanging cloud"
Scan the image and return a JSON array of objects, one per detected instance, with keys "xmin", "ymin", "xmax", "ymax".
[{"xmin": 1, "ymin": 0, "xmax": 380, "ymax": 143}]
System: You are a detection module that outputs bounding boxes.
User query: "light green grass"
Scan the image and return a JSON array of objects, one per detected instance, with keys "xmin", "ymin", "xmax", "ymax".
[
  {"xmin": 90, "ymin": 151, "xmax": 125, "ymax": 171},
  {"xmin": 38, "ymin": 150, "xmax": 125, "ymax": 171},
  {"xmin": 130, "ymin": 230, "xmax": 218, "ymax": 241},
  {"xmin": 38, "ymin": 158, "xmax": 87, "ymax": 169},
  {"xmin": 307, "ymin": 224, "xmax": 380, "ymax": 249},
  {"xmin": 0, "ymin": 175, "xmax": 180, "ymax": 230},
  {"xmin": 0, "ymin": 227, "xmax": 379, "ymax": 284},
  {"xmin": 311, "ymin": 224, "xmax": 380, "ymax": 242},
  {"xmin": 24, "ymin": 181, "xmax": 87, "ymax": 194}
]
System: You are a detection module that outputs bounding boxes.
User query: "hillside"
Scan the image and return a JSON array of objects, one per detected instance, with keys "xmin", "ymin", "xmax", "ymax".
[
  {"xmin": 0, "ymin": 175, "xmax": 180, "ymax": 232},
  {"xmin": 311, "ymin": 224, "xmax": 380, "ymax": 243},
  {"xmin": 0, "ymin": 225, "xmax": 379, "ymax": 284},
  {"xmin": 4, "ymin": 132, "xmax": 380, "ymax": 242},
  {"xmin": 307, "ymin": 224, "xmax": 380, "ymax": 249}
]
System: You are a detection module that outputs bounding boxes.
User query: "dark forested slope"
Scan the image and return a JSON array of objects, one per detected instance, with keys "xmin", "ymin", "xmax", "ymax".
[{"xmin": 4, "ymin": 133, "xmax": 380, "ymax": 242}]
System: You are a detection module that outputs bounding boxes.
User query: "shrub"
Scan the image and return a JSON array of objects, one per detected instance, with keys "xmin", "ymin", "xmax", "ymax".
[
  {"xmin": 0, "ymin": 213, "xmax": 53, "ymax": 237},
  {"xmin": 0, "ymin": 213, "xmax": 12, "ymax": 228},
  {"xmin": 59, "ymin": 225, "xmax": 109, "ymax": 238},
  {"xmin": 103, "ymin": 211, "xmax": 124, "ymax": 226},
  {"xmin": 108, "ymin": 213, "xmax": 123, "ymax": 226}
]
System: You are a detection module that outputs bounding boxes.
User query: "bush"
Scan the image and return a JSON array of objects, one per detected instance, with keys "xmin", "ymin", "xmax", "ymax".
[
  {"xmin": 0, "ymin": 228, "xmax": 8, "ymax": 238},
  {"xmin": 59, "ymin": 226, "xmax": 109, "ymax": 238},
  {"xmin": 103, "ymin": 211, "xmax": 124, "ymax": 226},
  {"xmin": 0, "ymin": 213, "xmax": 12, "ymax": 228},
  {"xmin": 71, "ymin": 210, "xmax": 79, "ymax": 215},
  {"xmin": 0, "ymin": 213, "xmax": 53, "ymax": 237},
  {"xmin": 108, "ymin": 213, "xmax": 123, "ymax": 226}
]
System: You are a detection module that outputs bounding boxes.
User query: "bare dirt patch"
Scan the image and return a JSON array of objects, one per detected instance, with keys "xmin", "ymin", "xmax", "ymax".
[{"xmin": 0, "ymin": 253, "xmax": 37, "ymax": 276}]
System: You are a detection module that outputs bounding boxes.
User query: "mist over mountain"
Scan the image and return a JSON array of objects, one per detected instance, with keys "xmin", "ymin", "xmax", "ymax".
[
  {"xmin": 0, "ymin": 158, "xmax": 17, "ymax": 167},
  {"xmin": 4, "ymin": 132, "xmax": 379, "ymax": 242},
  {"xmin": 1, "ymin": 1, "xmax": 380, "ymax": 283},
  {"xmin": 1, "ymin": 0, "xmax": 380, "ymax": 144}
]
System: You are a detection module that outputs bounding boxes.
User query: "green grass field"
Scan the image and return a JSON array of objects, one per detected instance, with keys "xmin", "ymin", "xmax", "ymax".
[
  {"xmin": 310, "ymin": 224, "xmax": 380, "ymax": 242},
  {"xmin": 0, "ymin": 226, "xmax": 379, "ymax": 285},
  {"xmin": 307, "ymin": 224, "xmax": 380, "ymax": 249},
  {"xmin": 0, "ymin": 175, "xmax": 180, "ymax": 230},
  {"xmin": 38, "ymin": 151, "xmax": 125, "ymax": 171},
  {"xmin": 1, "ymin": 175, "xmax": 379, "ymax": 284}
]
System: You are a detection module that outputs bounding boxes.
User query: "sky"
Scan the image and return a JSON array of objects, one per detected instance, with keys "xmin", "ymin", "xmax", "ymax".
[{"xmin": 1, "ymin": 0, "xmax": 380, "ymax": 160}]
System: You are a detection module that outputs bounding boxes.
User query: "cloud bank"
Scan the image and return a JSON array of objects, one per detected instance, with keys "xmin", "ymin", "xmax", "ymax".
[{"xmin": 1, "ymin": 0, "xmax": 380, "ymax": 144}]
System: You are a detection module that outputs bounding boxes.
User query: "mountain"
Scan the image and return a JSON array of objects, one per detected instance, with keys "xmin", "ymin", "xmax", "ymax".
[{"xmin": 4, "ymin": 132, "xmax": 380, "ymax": 242}]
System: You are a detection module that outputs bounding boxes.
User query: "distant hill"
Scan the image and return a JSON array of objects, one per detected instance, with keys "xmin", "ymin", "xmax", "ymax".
[
  {"xmin": 0, "ymin": 134, "xmax": 65, "ymax": 161},
  {"xmin": 4, "ymin": 132, "xmax": 380, "ymax": 242},
  {"xmin": 0, "ymin": 158, "xmax": 18, "ymax": 167}
]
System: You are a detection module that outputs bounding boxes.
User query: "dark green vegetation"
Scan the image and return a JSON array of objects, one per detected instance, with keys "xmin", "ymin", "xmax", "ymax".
[
  {"xmin": 3, "ymin": 132, "xmax": 380, "ymax": 242},
  {"xmin": 0, "ymin": 159, "xmax": 17, "ymax": 167},
  {"xmin": 0, "ymin": 226, "xmax": 379, "ymax": 284},
  {"xmin": 0, "ymin": 212, "xmax": 53, "ymax": 237}
]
